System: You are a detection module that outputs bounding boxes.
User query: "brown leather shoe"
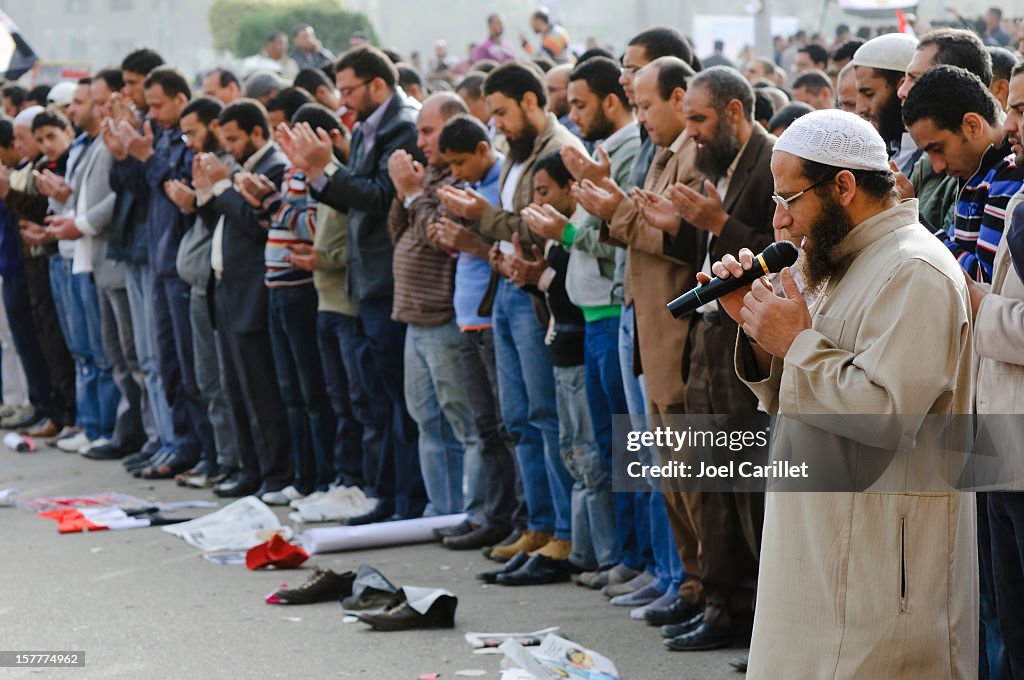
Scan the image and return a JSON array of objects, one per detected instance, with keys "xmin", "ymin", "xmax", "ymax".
[
  {"xmin": 489, "ymin": 530, "xmax": 553, "ymax": 562},
  {"xmin": 26, "ymin": 418, "xmax": 60, "ymax": 439}
]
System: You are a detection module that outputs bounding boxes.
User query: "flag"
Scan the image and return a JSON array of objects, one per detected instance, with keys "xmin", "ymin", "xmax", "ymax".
[{"xmin": 0, "ymin": 11, "xmax": 38, "ymax": 81}]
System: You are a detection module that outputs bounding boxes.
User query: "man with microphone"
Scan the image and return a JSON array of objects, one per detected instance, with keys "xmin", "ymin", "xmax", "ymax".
[
  {"xmin": 630, "ymin": 66, "xmax": 775, "ymax": 653},
  {"xmin": 708, "ymin": 109, "xmax": 976, "ymax": 678}
]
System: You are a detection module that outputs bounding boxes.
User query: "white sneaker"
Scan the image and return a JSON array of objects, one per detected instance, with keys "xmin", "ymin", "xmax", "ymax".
[
  {"xmin": 290, "ymin": 490, "xmax": 325, "ymax": 509},
  {"xmin": 57, "ymin": 432, "xmax": 91, "ymax": 453},
  {"xmin": 79, "ymin": 437, "xmax": 112, "ymax": 455},
  {"xmin": 0, "ymin": 403, "xmax": 18, "ymax": 419},
  {"xmin": 261, "ymin": 486, "xmax": 304, "ymax": 506},
  {"xmin": 292, "ymin": 486, "xmax": 376, "ymax": 522}
]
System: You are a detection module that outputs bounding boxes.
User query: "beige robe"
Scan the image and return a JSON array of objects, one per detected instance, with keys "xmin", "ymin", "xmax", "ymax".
[{"xmin": 736, "ymin": 200, "xmax": 978, "ymax": 679}]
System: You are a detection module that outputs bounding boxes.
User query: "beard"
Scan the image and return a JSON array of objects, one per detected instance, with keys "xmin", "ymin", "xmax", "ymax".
[
  {"xmin": 202, "ymin": 130, "xmax": 221, "ymax": 154},
  {"xmin": 876, "ymin": 91, "xmax": 905, "ymax": 148},
  {"xmin": 802, "ymin": 194, "xmax": 856, "ymax": 289},
  {"xmin": 239, "ymin": 140, "xmax": 259, "ymax": 165},
  {"xmin": 506, "ymin": 111, "xmax": 538, "ymax": 164},
  {"xmin": 582, "ymin": 108, "xmax": 616, "ymax": 143},
  {"xmin": 695, "ymin": 118, "xmax": 741, "ymax": 182}
]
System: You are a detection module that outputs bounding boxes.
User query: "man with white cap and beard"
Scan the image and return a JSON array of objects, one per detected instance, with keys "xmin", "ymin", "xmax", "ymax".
[
  {"xmin": 707, "ymin": 109, "xmax": 977, "ymax": 678},
  {"xmin": 851, "ymin": 32, "xmax": 919, "ymax": 174}
]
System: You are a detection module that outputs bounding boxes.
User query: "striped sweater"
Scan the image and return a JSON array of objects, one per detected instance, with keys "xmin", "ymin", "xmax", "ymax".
[
  {"xmin": 946, "ymin": 143, "xmax": 1024, "ymax": 282},
  {"xmin": 262, "ymin": 166, "xmax": 316, "ymax": 287},
  {"xmin": 387, "ymin": 165, "xmax": 464, "ymax": 326}
]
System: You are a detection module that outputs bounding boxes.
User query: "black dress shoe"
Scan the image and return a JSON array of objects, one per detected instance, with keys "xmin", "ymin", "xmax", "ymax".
[
  {"xmin": 661, "ymin": 612, "xmax": 704, "ymax": 639},
  {"xmin": 664, "ymin": 622, "xmax": 743, "ymax": 652},
  {"xmin": 355, "ymin": 589, "xmax": 457, "ymax": 631},
  {"xmin": 346, "ymin": 501, "xmax": 396, "ymax": 526},
  {"xmin": 729, "ymin": 655, "xmax": 748, "ymax": 672},
  {"xmin": 213, "ymin": 476, "xmax": 259, "ymax": 498},
  {"xmin": 84, "ymin": 444, "xmax": 129, "ymax": 461},
  {"xmin": 645, "ymin": 596, "xmax": 703, "ymax": 626},
  {"xmin": 433, "ymin": 519, "xmax": 477, "ymax": 541},
  {"xmin": 476, "ymin": 550, "xmax": 529, "ymax": 584},
  {"xmin": 340, "ymin": 564, "xmax": 399, "ymax": 610},
  {"xmin": 495, "ymin": 554, "xmax": 577, "ymax": 586},
  {"xmin": 444, "ymin": 523, "xmax": 511, "ymax": 550}
]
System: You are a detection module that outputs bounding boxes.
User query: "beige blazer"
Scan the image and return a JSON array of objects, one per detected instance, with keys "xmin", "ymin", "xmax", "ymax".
[{"xmin": 606, "ymin": 132, "xmax": 702, "ymax": 411}]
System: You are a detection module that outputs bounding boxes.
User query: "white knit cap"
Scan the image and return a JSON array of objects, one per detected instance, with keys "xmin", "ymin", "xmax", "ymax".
[
  {"xmin": 851, "ymin": 32, "xmax": 918, "ymax": 73},
  {"xmin": 774, "ymin": 109, "xmax": 890, "ymax": 172},
  {"xmin": 13, "ymin": 105, "xmax": 44, "ymax": 128}
]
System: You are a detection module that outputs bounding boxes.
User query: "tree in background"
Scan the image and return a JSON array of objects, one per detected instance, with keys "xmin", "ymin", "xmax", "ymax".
[{"xmin": 210, "ymin": 0, "xmax": 378, "ymax": 57}]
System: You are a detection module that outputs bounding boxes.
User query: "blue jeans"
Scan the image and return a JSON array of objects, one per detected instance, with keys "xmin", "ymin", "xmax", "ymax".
[
  {"xmin": 554, "ymin": 364, "xmax": 616, "ymax": 569},
  {"xmin": 49, "ymin": 258, "xmax": 118, "ymax": 439},
  {"xmin": 584, "ymin": 315, "xmax": 631, "ymax": 569},
  {"xmin": 492, "ymin": 280, "xmax": 573, "ymax": 540},
  {"xmin": 2, "ymin": 273, "xmax": 52, "ymax": 416},
  {"xmin": 619, "ymin": 305, "xmax": 674, "ymax": 581},
  {"xmin": 358, "ymin": 298, "xmax": 425, "ymax": 518},
  {"xmin": 269, "ymin": 285, "xmax": 335, "ymax": 494},
  {"xmin": 125, "ymin": 261, "xmax": 173, "ymax": 452},
  {"xmin": 317, "ymin": 311, "xmax": 372, "ymax": 489},
  {"xmin": 404, "ymin": 321, "xmax": 483, "ymax": 520}
]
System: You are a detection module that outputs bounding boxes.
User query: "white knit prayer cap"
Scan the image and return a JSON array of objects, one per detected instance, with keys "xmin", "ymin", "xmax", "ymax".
[
  {"xmin": 13, "ymin": 105, "xmax": 44, "ymax": 128},
  {"xmin": 851, "ymin": 32, "xmax": 918, "ymax": 73},
  {"xmin": 773, "ymin": 109, "xmax": 890, "ymax": 172}
]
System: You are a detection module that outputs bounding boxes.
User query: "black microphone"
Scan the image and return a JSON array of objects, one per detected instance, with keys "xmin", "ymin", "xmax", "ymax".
[{"xmin": 667, "ymin": 241, "xmax": 799, "ymax": 319}]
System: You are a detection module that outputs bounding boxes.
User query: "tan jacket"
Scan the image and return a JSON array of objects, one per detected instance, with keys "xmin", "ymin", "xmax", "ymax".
[
  {"xmin": 606, "ymin": 132, "xmax": 702, "ymax": 411},
  {"xmin": 477, "ymin": 113, "xmax": 585, "ymax": 320},
  {"xmin": 736, "ymin": 200, "xmax": 977, "ymax": 679}
]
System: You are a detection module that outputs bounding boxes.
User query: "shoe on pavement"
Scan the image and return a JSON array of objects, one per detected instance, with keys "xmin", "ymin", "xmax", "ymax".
[
  {"xmin": 79, "ymin": 437, "xmax": 112, "ymax": 455},
  {"xmin": 3, "ymin": 405, "xmax": 37, "ymax": 430},
  {"xmin": 25, "ymin": 417, "xmax": 59, "ymax": 439},
  {"xmin": 603, "ymin": 570, "xmax": 655, "ymax": 598},
  {"xmin": 261, "ymin": 486, "xmax": 305, "ymax": 506},
  {"xmin": 489, "ymin": 530, "xmax": 552, "ymax": 562},
  {"xmin": 289, "ymin": 486, "xmax": 376, "ymax": 522},
  {"xmin": 57, "ymin": 432, "xmax": 91, "ymax": 453},
  {"xmin": 483, "ymin": 528, "xmax": 522, "ymax": 560},
  {"xmin": 269, "ymin": 567, "xmax": 355, "ymax": 605}
]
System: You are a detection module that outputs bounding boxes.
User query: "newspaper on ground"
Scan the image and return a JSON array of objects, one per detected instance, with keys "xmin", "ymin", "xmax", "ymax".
[
  {"xmin": 162, "ymin": 496, "xmax": 291, "ymax": 551},
  {"xmin": 499, "ymin": 634, "xmax": 619, "ymax": 680}
]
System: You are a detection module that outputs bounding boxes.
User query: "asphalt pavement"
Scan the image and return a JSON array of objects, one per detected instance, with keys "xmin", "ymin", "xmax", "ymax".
[{"xmin": 1, "ymin": 443, "xmax": 744, "ymax": 679}]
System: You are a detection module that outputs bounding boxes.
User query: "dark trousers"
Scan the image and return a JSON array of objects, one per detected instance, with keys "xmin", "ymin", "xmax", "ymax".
[
  {"xmin": 357, "ymin": 297, "xmax": 425, "ymax": 518},
  {"xmin": 152, "ymin": 275, "xmax": 214, "ymax": 465},
  {"xmin": 268, "ymin": 285, "xmax": 335, "ymax": 493},
  {"xmin": 23, "ymin": 256, "xmax": 74, "ymax": 426},
  {"xmin": 317, "ymin": 310, "xmax": 373, "ymax": 490},
  {"xmin": 214, "ymin": 282, "xmax": 292, "ymax": 491},
  {"xmin": 97, "ymin": 284, "xmax": 146, "ymax": 451},
  {"xmin": 989, "ymin": 492, "xmax": 1024, "ymax": 678},
  {"xmin": 685, "ymin": 317, "xmax": 762, "ymax": 635},
  {"xmin": 458, "ymin": 327, "xmax": 517, "ymax": 528},
  {"xmin": 3, "ymin": 270, "xmax": 54, "ymax": 417}
]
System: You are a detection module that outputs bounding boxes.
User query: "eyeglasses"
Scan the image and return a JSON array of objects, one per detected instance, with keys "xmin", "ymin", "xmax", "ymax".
[
  {"xmin": 338, "ymin": 80, "xmax": 369, "ymax": 98},
  {"xmin": 771, "ymin": 175, "xmax": 836, "ymax": 212}
]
